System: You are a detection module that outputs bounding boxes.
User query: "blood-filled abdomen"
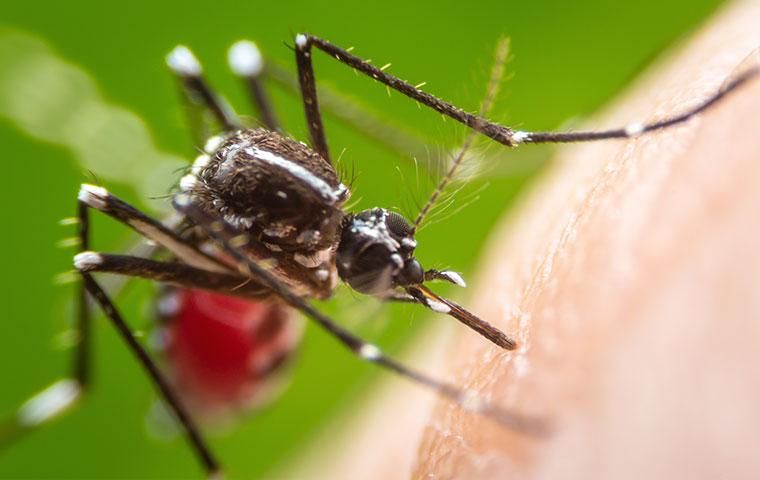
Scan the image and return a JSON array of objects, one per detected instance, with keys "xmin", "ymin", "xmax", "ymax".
[{"xmin": 156, "ymin": 289, "xmax": 301, "ymax": 421}]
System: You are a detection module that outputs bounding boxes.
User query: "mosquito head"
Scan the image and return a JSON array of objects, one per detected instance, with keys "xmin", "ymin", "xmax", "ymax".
[{"xmin": 336, "ymin": 208, "xmax": 423, "ymax": 294}]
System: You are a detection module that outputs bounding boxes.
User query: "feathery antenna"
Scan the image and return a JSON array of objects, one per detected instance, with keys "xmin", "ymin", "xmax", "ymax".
[{"xmin": 412, "ymin": 37, "xmax": 510, "ymax": 234}]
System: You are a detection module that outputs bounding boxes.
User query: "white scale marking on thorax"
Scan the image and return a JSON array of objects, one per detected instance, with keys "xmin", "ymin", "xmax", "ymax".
[
  {"xmin": 352, "ymin": 210, "xmax": 400, "ymax": 251},
  {"xmin": 243, "ymin": 146, "xmax": 343, "ymax": 203}
]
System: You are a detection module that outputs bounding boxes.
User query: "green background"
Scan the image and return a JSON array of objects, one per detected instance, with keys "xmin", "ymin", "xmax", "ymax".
[{"xmin": 0, "ymin": 0, "xmax": 723, "ymax": 478}]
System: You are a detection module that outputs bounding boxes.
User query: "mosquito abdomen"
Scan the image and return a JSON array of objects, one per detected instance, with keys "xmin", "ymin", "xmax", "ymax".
[{"xmin": 156, "ymin": 289, "xmax": 301, "ymax": 420}]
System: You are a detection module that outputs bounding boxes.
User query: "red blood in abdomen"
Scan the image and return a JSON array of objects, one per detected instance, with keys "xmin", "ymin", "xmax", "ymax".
[{"xmin": 161, "ymin": 289, "xmax": 297, "ymax": 417}]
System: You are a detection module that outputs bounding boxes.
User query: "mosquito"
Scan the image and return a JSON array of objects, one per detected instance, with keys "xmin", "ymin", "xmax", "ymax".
[{"xmin": 3, "ymin": 33, "xmax": 757, "ymax": 477}]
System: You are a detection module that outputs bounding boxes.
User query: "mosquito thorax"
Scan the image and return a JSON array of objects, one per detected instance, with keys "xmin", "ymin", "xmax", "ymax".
[
  {"xmin": 181, "ymin": 128, "xmax": 349, "ymax": 252},
  {"xmin": 336, "ymin": 208, "xmax": 423, "ymax": 294},
  {"xmin": 179, "ymin": 128, "xmax": 350, "ymax": 297}
]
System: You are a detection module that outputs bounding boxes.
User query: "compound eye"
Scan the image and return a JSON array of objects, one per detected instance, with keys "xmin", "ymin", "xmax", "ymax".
[{"xmin": 385, "ymin": 211, "xmax": 412, "ymax": 238}]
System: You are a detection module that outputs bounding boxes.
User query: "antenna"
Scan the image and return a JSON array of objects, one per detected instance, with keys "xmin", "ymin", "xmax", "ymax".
[{"xmin": 412, "ymin": 36, "xmax": 509, "ymax": 234}]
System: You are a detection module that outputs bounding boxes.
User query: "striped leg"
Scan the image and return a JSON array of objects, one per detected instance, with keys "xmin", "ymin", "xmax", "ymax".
[
  {"xmin": 2, "ymin": 188, "xmax": 226, "ymax": 476},
  {"xmin": 293, "ymin": 33, "xmax": 759, "ymax": 148},
  {"xmin": 166, "ymin": 45, "xmax": 241, "ymax": 144},
  {"xmin": 228, "ymin": 40, "xmax": 281, "ymax": 132},
  {"xmin": 0, "ymin": 202, "xmax": 91, "ymax": 451}
]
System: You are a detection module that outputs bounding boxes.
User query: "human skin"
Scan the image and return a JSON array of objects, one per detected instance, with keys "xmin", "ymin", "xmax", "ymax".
[
  {"xmin": 280, "ymin": 3, "xmax": 760, "ymax": 479},
  {"xmin": 413, "ymin": 1, "xmax": 760, "ymax": 479}
]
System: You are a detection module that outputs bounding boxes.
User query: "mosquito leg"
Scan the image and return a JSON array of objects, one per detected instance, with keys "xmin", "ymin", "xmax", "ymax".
[
  {"xmin": 0, "ymin": 202, "xmax": 94, "ymax": 450},
  {"xmin": 294, "ymin": 36, "xmax": 331, "ymax": 162},
  {"xmin": 75, "ymin": 252, "xmax": 270, "ymax": 299},
  {"xmin": 294, "ymin": 34, "xmax": 760, "ymax": 148},
  {"xmin": 76, "ymin": 184, "xmax": 229, "ymax": 274},
  {"xmin": 74, "ymin": 201, "xmax": 92, "ymax": 387},
  {"xmin": 228, "ymin": 40, "xmax": 281, "ymax": 132},
  {"xmin": 166, "ymin": 45, "xmax": 242, "ymax": 139},
  {"xmin": 173, "ymin": 194, "xmax": 546, "ymax": 435},
  {"xmin": 518, "ymin": 66, "xmax": 760, "ymax": 143},
  {"xmin": 0, "ymin": 190, "xmax": 232, "ymax": 459},
  {"xmin": 6, "ymin": 199, "xmax": 220, "ymax": 472},
  {"xmin": 79, "ymin": 273, "xmax": 219, "ymax": 475},
  {"xmin": 265, "ymin": 61, "xmax": 433, "ymax": 163}
]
